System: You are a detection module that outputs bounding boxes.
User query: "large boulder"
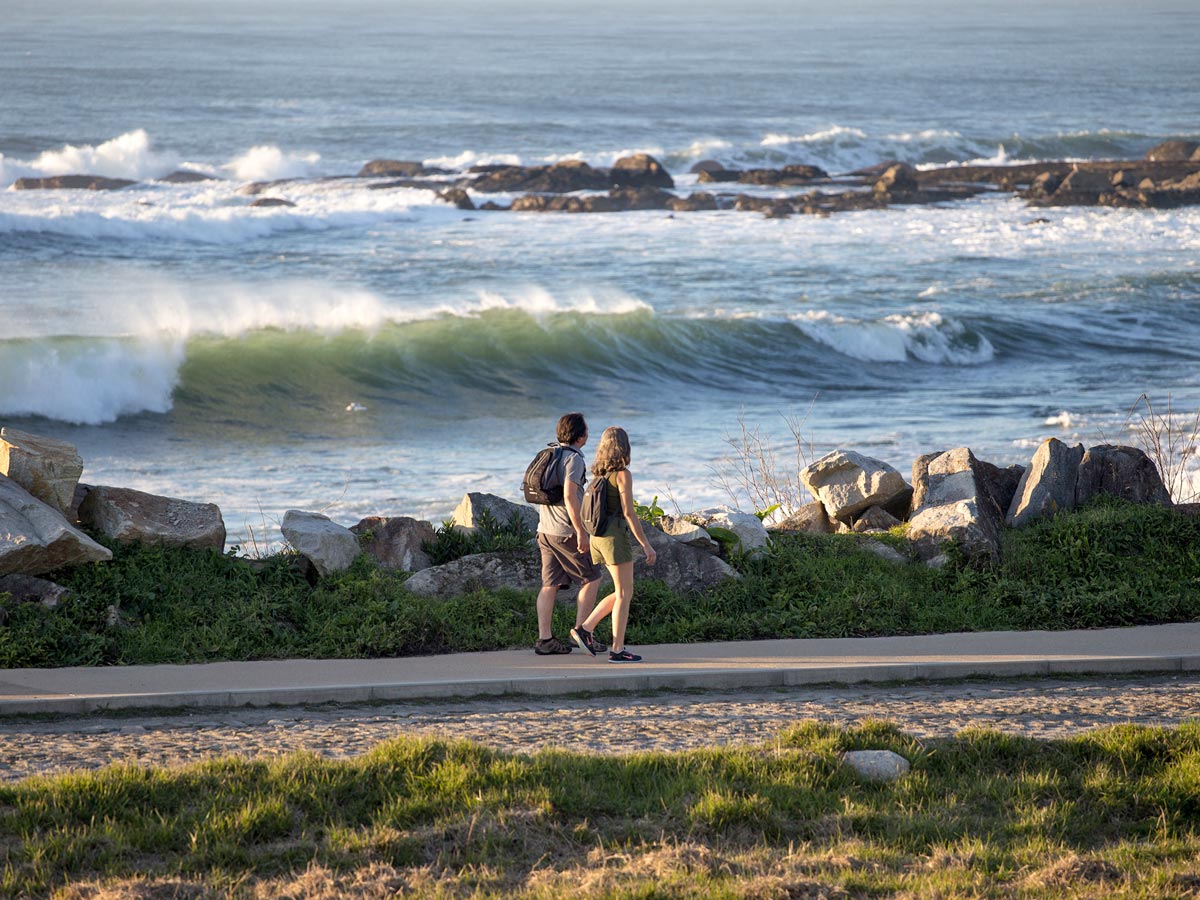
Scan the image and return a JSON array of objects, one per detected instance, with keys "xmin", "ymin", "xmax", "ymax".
[
  {"xmin": 451, "ymin": 492, "xmax": 538, "ymax": 533},
  {"xmin": 908, "ymin": 447, "xmax": 1004, "ymax": 563},
  {"xmin": 1074, "ymin": 444, "xmax": 1172, "ymax": 507},
  {"xmin": 0, "ymin": 573, "xmax": 71, "ymax": 610},
  {"xmin": 280, "ymin": 510, "xmax": 360, "ymax": 577},
  {"xmin": 634, "ymin": 525, "xmax": 738, "ymax": 593},
  {"xmin": 687, "ymin": 507, "xmax": 770, "ymax": 553},
  {"xmin": 351, "ymin": 515, "xmax": 435, "ymax": 572},
  {"xmin": 611, "ymin": 153, "xmax": 675, "ymax": 189},
  {"xmin": 801, "ymin": 449, "xmax": 911, "ymax": 523},
  {"xmin": 0, "ymin": 427, "xmax": 84, "ymax": 517},
  {"xmin": 404, "ymin": 551, "xmax": 541, "ymax": 598},
  {"xmin": 78, "ymin": 486, "xmax": 226, "ymax": 551},
  {"xmin": 0, "ymin": 475, "xmax": 112, "ymax": 576},
  {"xmin": 1006, "ymin": 438, "xmax": 1085, "ymax": 527}
]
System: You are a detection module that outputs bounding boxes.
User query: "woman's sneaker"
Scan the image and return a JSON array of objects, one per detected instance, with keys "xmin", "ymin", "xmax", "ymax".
[
  {"xmin": 608, "ymin": 648, "xmax": 642, "ymax": 663},
  {"xmin": 569, "ymin": 626, "xmax": 606, "ymax": 657}
]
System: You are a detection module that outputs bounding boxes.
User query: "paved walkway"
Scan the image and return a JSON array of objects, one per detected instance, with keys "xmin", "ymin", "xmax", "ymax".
[{"xmin": 2, "ymin": 623, "xmax": 1198, "ymax": 716}]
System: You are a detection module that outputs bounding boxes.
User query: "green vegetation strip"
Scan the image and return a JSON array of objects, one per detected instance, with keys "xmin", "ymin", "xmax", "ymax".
[
  {"xmin": 2, "ymin": 723, "xmax": 1199, "ymax": 899},
  {"xmin": 2, "ymin": 498, "xmax": 1199, "ymax": 668}
]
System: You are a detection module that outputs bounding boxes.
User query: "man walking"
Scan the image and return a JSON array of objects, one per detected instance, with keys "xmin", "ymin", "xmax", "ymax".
[{"xmin": 534, "ymin": 412, "xmax": 604, "ymax": 655}]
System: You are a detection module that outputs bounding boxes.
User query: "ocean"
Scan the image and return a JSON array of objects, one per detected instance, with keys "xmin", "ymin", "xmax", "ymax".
[{"xmin": 3, "ymin": 0, "xmax": 1199, "ymax": 547}]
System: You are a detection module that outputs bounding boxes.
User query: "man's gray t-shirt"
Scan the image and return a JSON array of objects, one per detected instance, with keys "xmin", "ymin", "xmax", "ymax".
[{"xmin": 537, "ymin": 445, "xmax": 586, "ymax": 537}]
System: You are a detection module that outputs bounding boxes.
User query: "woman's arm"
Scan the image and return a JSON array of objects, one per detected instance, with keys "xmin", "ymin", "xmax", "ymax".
[{"xmin": 615, "ymin": 470, "xmax": 656, "ymax": 564}]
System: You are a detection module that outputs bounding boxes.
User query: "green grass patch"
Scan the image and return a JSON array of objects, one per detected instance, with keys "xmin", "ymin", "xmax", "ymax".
[
  {"xmin": 2, "ymin": 723, "xmax": 1199, "ymax": 898},
  {"xmin": 1, "ymin": 497, "xmax": 1197, "ymax": 668}
]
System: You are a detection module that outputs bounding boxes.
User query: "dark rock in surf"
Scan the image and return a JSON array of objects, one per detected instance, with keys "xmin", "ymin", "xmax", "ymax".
[
  {"xmin": 13, "ymin": 175, "xmax": 136, "ymax": 191},
  {"xmin": 873, "ymin": 163, "xmax": 920, "ymax": 195},
  {"xmin": 438, "ymin": 188, "xmax": 475, "ymax": 210},
  {"xmin": 470, "ymin": 160, "xmax": 611, "ymax": 193},
  {"xmin": 1144, "ymin": 140, "xmax": 1200, "ymax": 162},
  {"xmin": 249, "ymin": 197, "xmax": 295, "ymax": 208},
  {"xmin": 696, "ymin": 168, "xmax": 742, "ymax": 183},
  {"xmin": 357, "ymin": 159, "xmax": 450, "ymax": 178},
  {"xmin": 666, "ymin": 192, "xmax": 718, "ymax": 211},
  {"xmin": 611, "ymin": 153, "xmax": 675, "ymax": 189},
  {"xmin": 159, "ymin": 170, "xmax": 217, "ymax": 183}
]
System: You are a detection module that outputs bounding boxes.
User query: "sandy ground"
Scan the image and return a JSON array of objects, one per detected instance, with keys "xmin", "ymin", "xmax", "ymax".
[{"xmin": 1, "ymin": 673, "xmax": 1198, "ymax": 782}]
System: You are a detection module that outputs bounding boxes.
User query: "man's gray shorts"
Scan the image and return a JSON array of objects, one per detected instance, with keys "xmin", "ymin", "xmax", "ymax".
[{"xmin": 537, "ymin": 533, "xmax": 602, "ymax": 589}]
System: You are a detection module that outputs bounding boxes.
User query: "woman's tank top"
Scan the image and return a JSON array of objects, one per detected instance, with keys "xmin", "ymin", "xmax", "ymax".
[{"xmin": 605, "ymin": 472, "xmax": 623, "ymax": 516}]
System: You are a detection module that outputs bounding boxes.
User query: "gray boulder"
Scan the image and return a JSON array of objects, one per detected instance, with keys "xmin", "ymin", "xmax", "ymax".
[
  {"xmin": 635, "ymin": 524, "xmax": 737, "ymax": 592},
  {"xmin": 404, "ymin": 551, "xmax": 541, "ymax": 598},
  {"xmin": 801, "ymin": 449, "xmax": 911, "ymax": 523},
  {"xmin": 688, "ymin": 507, "xmax": 770, "ymax": 553},
  {"xmin": 851, "ymin": 506, "xmax": 901, "ymax": 533},
  {"xmin": 768, "ymin": 501, "xmax": 835, "ymax": 535},
  {"xmin": 0, "ymin": 427, "xmax": 84, "ymax": 517},
  {"xmin": 0, "ymin": 475, "xmax": 112, "ymax": 576},
  {"xmin": 451, "ymin": 492, "xmax": 538, "ymax": 533},
  {"xmin": 1006, "ymin": 438, "xmax": 1085, "ymax": 527},
  {"xmin": 351, "ymin": 515, "xmax": 435, "ymax": 571},
  {"xmin": 78, "ymin": 486, "xmax": 226, "ymax": 551},
  {"xmin": 657, "ymin": 515, "xmax": 719, "ymax": 553},
  {"xmin": 0, "ymin": 573, "xmax": 71, "ymax": 610},
  {"xmin": 281, "ymin": 510, "xmax": 360, "ymax": 577},
  {"xmin": 843, "ymin": 750, "xmax": 910, "ymax": 782},
  {"xmin": 909, "ymin": 447, "xmax": 1004, "ymax": 563},
  {"xmin": 1075, "ymin": 444, "xmax": 1172, "ymax": 507}
]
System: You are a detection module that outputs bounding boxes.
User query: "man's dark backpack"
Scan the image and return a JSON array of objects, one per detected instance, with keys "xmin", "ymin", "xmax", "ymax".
[
  {"xmin": 581, "ymin": 476, "xmax": 612, "ymax": 537},
  {"xmin": 522, "ymin": 443, "xmax": 580, "ymax": 505}
]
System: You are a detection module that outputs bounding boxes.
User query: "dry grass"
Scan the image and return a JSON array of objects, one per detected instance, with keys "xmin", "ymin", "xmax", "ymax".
[
  {"xmin": 711, "ymin": 405, "xmax": 818, "ymax": 517},
  {"xmin": 1125, "ymin": 392, "xmax": 1200, "ymax": 504}
]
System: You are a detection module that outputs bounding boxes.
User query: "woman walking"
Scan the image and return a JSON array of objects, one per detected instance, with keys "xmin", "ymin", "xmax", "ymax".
[{"xmin": 570, "ymin": 426, "xmax": 657, "ymax": 662}]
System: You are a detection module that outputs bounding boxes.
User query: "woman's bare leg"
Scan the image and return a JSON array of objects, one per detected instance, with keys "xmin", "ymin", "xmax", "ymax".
[{"xmin": 608, "ymin": 562, "xmax": 634, "ymax": 651}]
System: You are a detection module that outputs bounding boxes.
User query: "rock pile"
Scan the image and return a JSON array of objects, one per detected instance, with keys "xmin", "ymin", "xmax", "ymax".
[
  {"xmin": 0, "ymin": 425, "xmax": 1179, "ymax": 617},
  {"xmin": 789, "ymin": 438, "xmax": 1172, "ymax": 565}
]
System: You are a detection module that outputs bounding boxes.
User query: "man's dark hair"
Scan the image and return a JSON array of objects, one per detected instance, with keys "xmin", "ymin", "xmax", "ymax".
[{"xmin": 557, "ymin": 412, "xmax": 587, "ymax": 445}]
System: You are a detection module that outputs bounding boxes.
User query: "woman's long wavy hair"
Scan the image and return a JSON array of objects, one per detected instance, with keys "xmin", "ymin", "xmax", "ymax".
[{"xmin": 591, "ymin": 426, "xmax": 631, "ymax": 477}]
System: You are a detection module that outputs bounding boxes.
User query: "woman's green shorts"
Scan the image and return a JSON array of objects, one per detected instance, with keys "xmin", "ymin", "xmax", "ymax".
[{"xmin": 590, "ymin": 520, "xmax": 633, "ymax": 566}]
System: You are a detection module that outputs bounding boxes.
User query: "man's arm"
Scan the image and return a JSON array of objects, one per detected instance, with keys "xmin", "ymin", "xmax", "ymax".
[{"xmin": 564, "ymin": 477, "xmax": 589, "ymax": 554}]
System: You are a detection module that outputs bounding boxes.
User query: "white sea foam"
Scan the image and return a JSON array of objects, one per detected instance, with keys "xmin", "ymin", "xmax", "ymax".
[
  {"xmin": 1043, "ymin": 410, "xmax": 1080, "ymax": 428},
  {"xmin": 466, "ymin": 286, "xmax": 651, "ymax": 318},
  {"xmin": 0, "ymin": 337, "xmax": 182, "ymax": 425},
  {"xmin": 790, "ymin": 310, "xmax": 994, "ymax": 365},
  {"xmin": 422, "ymin": 149, "xmax": 523, "ymax": 170},
  {"xmin": 0, "ymin": 129, "xmax": 182, "ymax": 186},
  {"xmin": 225, "ymin": 144, "xmax": 321, "ymax": 181}
]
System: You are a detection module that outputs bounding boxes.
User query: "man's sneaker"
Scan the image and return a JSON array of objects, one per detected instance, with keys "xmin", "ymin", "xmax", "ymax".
[
  {"xmin": 570, "ymin": 626, "xmax": 606, "ymax": 657},
  {"xmin": 534, "ymin": 636, "xmax": 573, "ymax": 655},
  {"xmin": 608, "ymin": 648, "xmax": 643, "ymax": 663}
]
